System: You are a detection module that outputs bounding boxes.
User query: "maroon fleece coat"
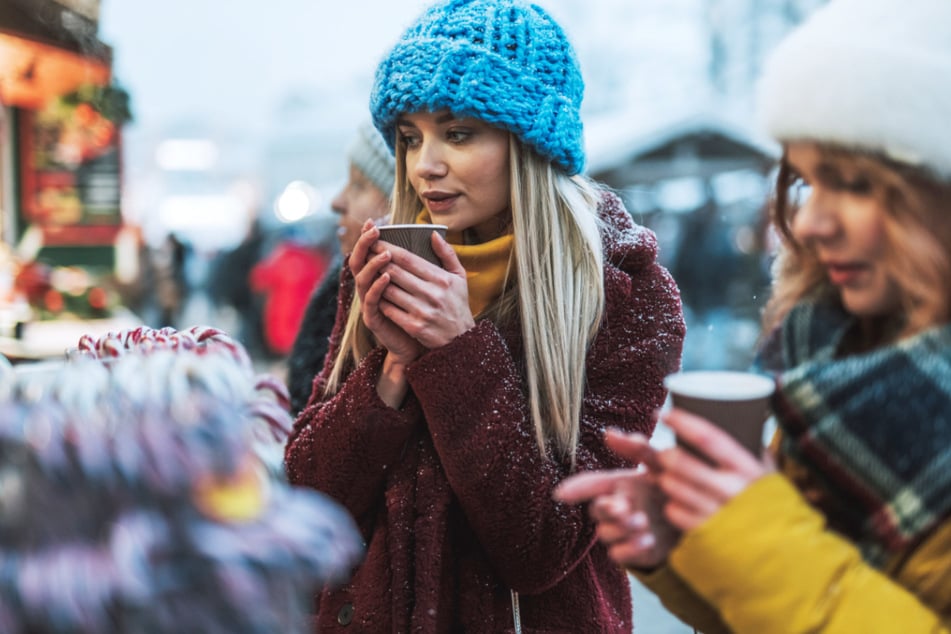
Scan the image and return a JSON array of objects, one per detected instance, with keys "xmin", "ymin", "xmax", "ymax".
[{"xmin": 285, "ymin": 191, "xmax": 685, "ymax": 633}]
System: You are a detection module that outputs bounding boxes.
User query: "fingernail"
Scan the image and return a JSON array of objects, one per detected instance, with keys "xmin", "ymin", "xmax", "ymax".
[{"xmin": 629, "ymin": 511, "xmax": 648, "ymax": 529}]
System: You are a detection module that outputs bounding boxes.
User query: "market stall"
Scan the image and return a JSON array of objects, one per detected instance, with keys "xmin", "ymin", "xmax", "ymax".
[{"xmin": 0, "ymin": 0, "xmax": 139, "ymax": 362}]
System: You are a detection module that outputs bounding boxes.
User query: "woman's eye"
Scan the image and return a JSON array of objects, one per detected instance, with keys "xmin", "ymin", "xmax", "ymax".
[
  {"xmin": 447, "ymin": 129, "xmax": 471, "ymax": 143},
  {"xmin": 399, "ymin": 132, "xmax": 420, "ymax": 148},
  {"xmin": 843, "ymin": 177, "xmax": 873, "ymax": 195}
]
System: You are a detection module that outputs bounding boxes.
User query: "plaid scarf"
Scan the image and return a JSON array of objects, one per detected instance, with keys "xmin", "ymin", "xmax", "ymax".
[{"xmin": 759, "ymin": 296, "xmax": 951, "ymax": 566}]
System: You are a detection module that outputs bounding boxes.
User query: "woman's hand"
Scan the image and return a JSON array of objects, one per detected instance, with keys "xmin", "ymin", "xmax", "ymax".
[
  {"xmin": 554, "ymin": 429, "xmax": 681, "ymax": 570},
  {"xmin": 369, "ymin": 229, "xmax": 475, "ymax": 349},
  {"xmin": 349, "ymin": 221, "xmax": 425, "ymax": 366},
  {"xmin": 655, "ymin": 408, "xmax": 774, "ymax": 532}
]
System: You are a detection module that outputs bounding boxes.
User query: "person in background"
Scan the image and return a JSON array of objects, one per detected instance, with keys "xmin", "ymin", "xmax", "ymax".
[
  {"xmin": 249, "ymin": 225, "xmax": 330, "ymax": 359},
  {"xmin": 284, "ymin": 0, "xmax": 686, "ymax": 631},
  {"xmin": 555, "ymin": 0, "xmax": 951, "ymax": 631},
  {"xmin": 212, "ymin": 218, "xmax": 269, "ymax": 359},
  {"xmin": 287, "ymin": 121, "xmax": 395, "ymax": 415},
  {"xmin": 153, "ymin": 231, "xmax": 188, "ymax": 328}
]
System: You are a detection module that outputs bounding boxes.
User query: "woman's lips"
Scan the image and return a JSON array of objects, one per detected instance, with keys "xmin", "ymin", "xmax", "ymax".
[
  {"xmin": 826, "ymin": 263, "xmax": 866, "ymax": 286},
  {"xmin": 424, "ymin": 194, "xmax": 459, "ymax": 214}
]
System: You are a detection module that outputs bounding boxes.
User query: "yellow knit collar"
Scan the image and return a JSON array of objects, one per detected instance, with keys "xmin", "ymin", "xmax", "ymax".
[{"xmin": 414, "ymin": 210, "xmax": 514, "ymax": 317}]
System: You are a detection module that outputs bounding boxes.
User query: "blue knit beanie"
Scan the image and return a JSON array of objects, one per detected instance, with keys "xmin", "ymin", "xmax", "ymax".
[{"xmin": 370, "ymin": 0, "xmax": 585, "ymax": 175}]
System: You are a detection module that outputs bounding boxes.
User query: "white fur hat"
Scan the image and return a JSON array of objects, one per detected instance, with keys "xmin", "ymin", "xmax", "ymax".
[{"xmin": 756, "ymin": 0, "xmax": 951, "ymax": 180}]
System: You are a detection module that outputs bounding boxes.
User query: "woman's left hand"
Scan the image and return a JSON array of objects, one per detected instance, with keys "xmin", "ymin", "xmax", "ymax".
[
  {"xmin": 656, "ymin": 407, "xmax": 774, "ymax": 532},
  {"xmin": 369, "ymin": 231, "xmax": 475, "ymax": 349}
]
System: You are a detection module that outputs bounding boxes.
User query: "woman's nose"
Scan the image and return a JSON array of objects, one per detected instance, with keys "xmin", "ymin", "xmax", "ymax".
[
  {"xmin": 791, "ymin": 189, "xmax": 838, "ymax": 243},
  {"xmin": 412, "ymin": 140, "xmax": 448, "ymax": 180},
  {"xmin": 330, "ymin": 188, "xmax": 346, "ymax": 216}
]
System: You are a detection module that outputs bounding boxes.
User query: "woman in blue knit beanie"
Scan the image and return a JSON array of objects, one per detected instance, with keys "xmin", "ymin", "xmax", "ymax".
[
  {"xmin": 557, "ymin": 0, "xmax": 951, "ymax": 631},
  {"xmin": 285, "ymin": 0, "xmax": 685, "ymax": 631}
]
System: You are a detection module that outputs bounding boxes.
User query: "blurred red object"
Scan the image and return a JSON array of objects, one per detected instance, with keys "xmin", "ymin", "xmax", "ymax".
[
  {"xmin": 250, "ymin": 240, "xmax": 329, "ymax": 356},
  {"xmin": 14, "ymin": 261, "xmax": 52, "ymax": 305}
]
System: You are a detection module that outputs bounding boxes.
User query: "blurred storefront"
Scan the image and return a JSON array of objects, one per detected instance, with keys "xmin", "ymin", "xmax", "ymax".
[
  {"xmin": 587, "ymin": 111, "xmax": 778, "ymax": 371},
  {"xmin": 0, "ymin": 0, "xmax": 138, "ymax": 360}
]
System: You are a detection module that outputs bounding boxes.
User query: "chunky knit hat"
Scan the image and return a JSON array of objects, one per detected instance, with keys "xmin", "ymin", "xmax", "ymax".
[
  {"xmin": 757, "ymin": 0, "xmax": 951, "ymax": 181},
  {"xmin": 348, "ymin": 120, "xmax": 396, "ymax": 197},
  {"xmin": 369, "ymin": 0, "xmax": 585, "ymax": 175}
]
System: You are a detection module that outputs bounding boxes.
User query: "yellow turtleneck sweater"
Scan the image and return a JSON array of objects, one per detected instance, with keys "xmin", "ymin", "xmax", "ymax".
[{"xmin": 415, "ymin": 210, "xmax": 514, "ymax": 316}]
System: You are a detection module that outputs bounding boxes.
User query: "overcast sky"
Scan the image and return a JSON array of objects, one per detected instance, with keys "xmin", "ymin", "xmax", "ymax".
[
  {"xmin": 96, "ymin": 0, "xmax": 701, "ymax": 139},
  {"xmin": 97, "ymin": 0, "xmax": 823, "ymax": 139},
  {"xmin": 98, "ymin": 1, "xmax": 438, "ymax": 131}
]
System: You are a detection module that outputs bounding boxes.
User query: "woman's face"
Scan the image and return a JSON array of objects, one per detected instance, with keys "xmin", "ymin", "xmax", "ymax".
[
  {"xmin": 397, "ymin": 110, "xmax": 511, "ymax": 242},
  {"xmin": 331, "ymin": 164, "xmax": 390, "ymax": 254},
  {"xmin": 786, "ymin": 141, "xmax": 901, "ymax": 319}
]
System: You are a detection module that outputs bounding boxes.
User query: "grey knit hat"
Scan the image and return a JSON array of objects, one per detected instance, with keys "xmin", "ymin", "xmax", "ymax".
[{"xmin": 348, "ymin": 120, "xmax": 396, "ymax": 197}]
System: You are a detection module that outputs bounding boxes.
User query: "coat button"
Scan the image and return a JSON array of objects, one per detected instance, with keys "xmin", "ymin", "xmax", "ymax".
[{"xmin": 337, "ymin": 602, "xmax": 354, "ymax": 626}]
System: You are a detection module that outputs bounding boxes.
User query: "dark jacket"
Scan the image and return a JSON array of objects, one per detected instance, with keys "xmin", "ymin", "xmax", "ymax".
[
  {"xmin": 285, "ymin": 192, "xmax": 685, "ymax": 633},
  {"xmin": 287, "ymin": 256, "xmax": 343, "ymax": 415}
]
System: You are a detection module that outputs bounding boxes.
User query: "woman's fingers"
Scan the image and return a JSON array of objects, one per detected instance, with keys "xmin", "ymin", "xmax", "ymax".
[
  {"xmin": 367, "ymin": 243, "xmax": 452, "ymax": 311},
  {"xmin": 657, "ymin": 466, "xmax": 727, "ymax": 518},
  {"xmin": 607, "ymin": 533, "xmax": 659, "ymax": 566},
  {"xmin": 658, "ymin": 443, "xmax": 757, "ymax": 503},
  {"xmin": 653, "ymin": 413, "xmax": 770, "ymax": 532},
  {"xmin": 663, "ymin": 501, "xmax": 711, "ymax": 533},
  {"xmin": 554, "ymin": 469, "xmax": 641, "ymax": 505},
  {"xmin": 589, "ymin": 493, "xmax": 652, "ymax": 545},
  {"xmin": 432, "ymin": 230, "xmax": 466, "ymax": 276},
  {"xmin": 604, "ymin": 428, "xmax": 662, "ymax": 472},
  {"xmin": 354, "ymin": 250, "xmax": 393, "ymax": 301},
  {"xmin": 661, "ymin": 407, "xmax": 763, "ymax": 476},
  {"xmin": 349, "ymin": 220, "xmax": 380, "ymax": 277},
  {"xmin": 361, "ymin": 271, "xmax": 393, "ymax": 326}
]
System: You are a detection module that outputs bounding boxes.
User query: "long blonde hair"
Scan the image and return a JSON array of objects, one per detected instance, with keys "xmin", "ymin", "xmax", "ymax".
[
  {"xmin": 763, "ymin": 144, "xmax": 951, "ymax": 340},
  {"xmin": 325, "ymin": 133, "xmax": 605, "ymax": 465}
]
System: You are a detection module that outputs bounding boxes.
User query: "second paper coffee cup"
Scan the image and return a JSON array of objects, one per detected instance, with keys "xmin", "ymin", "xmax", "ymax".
[{"xmin": 663, "ymin": 370, "xmax": 775, "ymax": 456}]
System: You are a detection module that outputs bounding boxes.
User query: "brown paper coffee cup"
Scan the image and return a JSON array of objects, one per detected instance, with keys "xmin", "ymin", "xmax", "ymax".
[
  {"xmin": 663, "ymin": 370, "xmax": 775, "ymax": 457},
  {"xmin": 377, "ymin": 224, "xmax": 448, "ymax": 266}
]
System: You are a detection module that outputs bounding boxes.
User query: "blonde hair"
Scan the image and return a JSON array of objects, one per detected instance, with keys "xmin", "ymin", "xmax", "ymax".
[
  {"xmin": 763, "ymin": 144, "xmax": 951, "ymax": 340},
  {"xmin": 325, "ymin": 133, "xmax": 605, "ymax": 465}
]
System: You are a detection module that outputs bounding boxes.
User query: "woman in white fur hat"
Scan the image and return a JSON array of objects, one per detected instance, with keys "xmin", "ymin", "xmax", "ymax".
[{"xmin": 556, "ymin": 0, "xmax": 951, "ymax": 631}]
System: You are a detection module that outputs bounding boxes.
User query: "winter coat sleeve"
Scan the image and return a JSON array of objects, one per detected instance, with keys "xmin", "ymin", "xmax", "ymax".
[
  {"xmin": 667, "ymin": 474, "xmax": 951, "ymax": 633},
  {"xmin": 284, "ymin": 346, "xmax": 420, "ymax": 525},
  {"xmin": 406, "ymin": 246, "xmax": 685, "ymax": 594},
  {"xmin": 284, "ymin": 263, "xmax": 422, "ymax": 527}
]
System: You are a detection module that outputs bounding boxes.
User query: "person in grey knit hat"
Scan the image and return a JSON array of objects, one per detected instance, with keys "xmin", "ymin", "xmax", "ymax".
[
  {"xmin": 285, "ymin": 0, "xmax": 685, "ymax": 631},
  {"xmin": 336, "ymin": 120, "xmax": 396, "ymax": 255},
  {"xmin": 286, "ymin": 121, "xmax": 395, "ymax": 415},
  {"xmin": 558, "ymin": 1, "xmax": 951, "ymax": 632}
]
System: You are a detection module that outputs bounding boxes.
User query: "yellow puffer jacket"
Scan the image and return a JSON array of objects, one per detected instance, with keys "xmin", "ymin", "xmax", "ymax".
[{"xmin": 633, "ymin": 453, "xmax": 951, "ymax": 632}]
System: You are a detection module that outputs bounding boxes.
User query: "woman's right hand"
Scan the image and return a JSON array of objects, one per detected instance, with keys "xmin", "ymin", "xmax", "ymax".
[
  {"xmin": 554, "ymin": 429, "xmax": 681, "ymax": 570},
  {"xmin": 349, "ymin": 220, "xmax": 424, "ymax": 366}
]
